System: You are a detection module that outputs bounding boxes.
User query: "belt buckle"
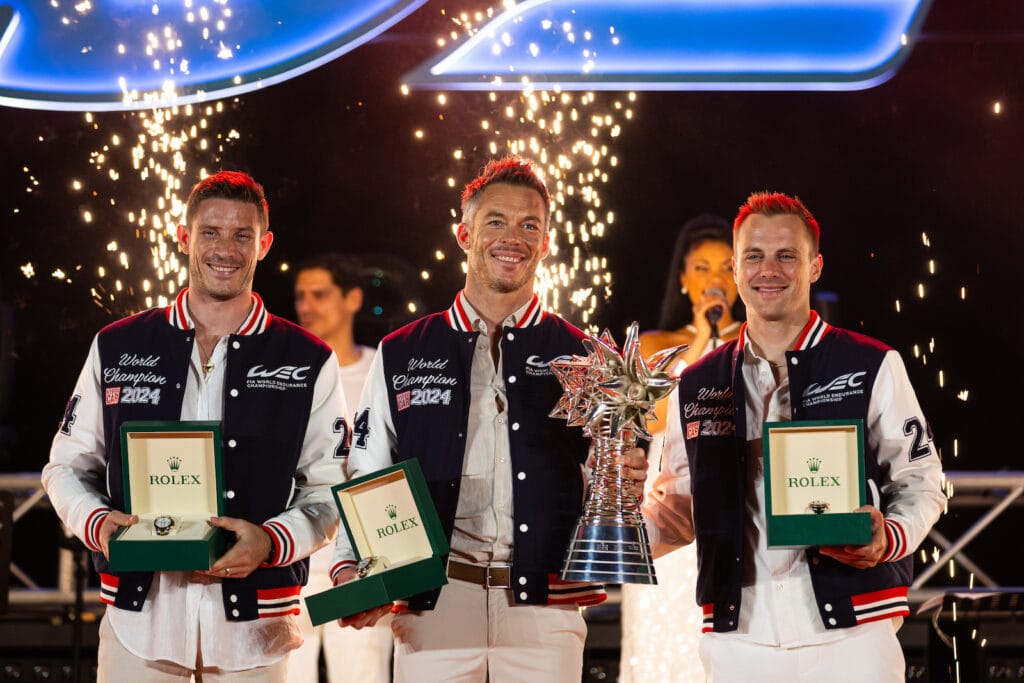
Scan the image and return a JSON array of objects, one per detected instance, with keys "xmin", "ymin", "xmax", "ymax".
[{"xmin": 485, "ymin": 565, "xmax": 511, "ymax": 589}]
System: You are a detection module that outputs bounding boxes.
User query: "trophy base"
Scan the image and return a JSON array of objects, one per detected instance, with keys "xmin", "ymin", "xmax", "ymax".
[{"xmin": 559, "ymin": 521, "xmax": 657, "ymax": 585}]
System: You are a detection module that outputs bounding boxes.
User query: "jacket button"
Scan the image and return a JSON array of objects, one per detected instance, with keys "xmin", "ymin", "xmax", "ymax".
[
  {"xmin": 790, "ymin": 357, "xmax": 798, "ymax": 365},
  {"xmin": 133, "ymin": 601, "xmax": 139, "ymax": 607},
  {"xmin": 232, "ymin": 609, "xmax": 240, "ymax": 618},
  {"xmin": 824, "ymin": 603, "xmax": 833, "ymax": 612},
  {"xmin": 518, "ymin": 576, "xmax": 527, "ymax": 586},
  {"xmin": 232, "ymin": 341, "xmax": 240, "ymax": 349},
  {"xmin": 728, "ymin": 620, "xmax": 734, "ymax": 627},
  {"xmin": 517, "ymin": 471, "xmax": 526, "ymax": 480},
  {"xmin": 508, "ymin": 375, "xmax": 517, "ymax": 384},
  {"xmin": 519, "ymin": 523, "xmax": 528, "ymax": 532},
  {"xmin": 137, "ymin": 586, "xmax": 143, "ymax": 592},
  {"xmin": 511, "ymin": 422, "xmax": 520, "ymax": 431},
  {"xmin": 519, "ymin": 592, "xmax": 527, "ymax": 600},
  {"xmin": 506, "ymin": 332, "xmax": 515, "ymax": 341},
  {"xmin": 228, "ymin": 439, "xmax": 237, "ymax": 448},
  {"xmin": 230, "ymin": 594, "xmax": 238, "ymax": 603},
  {"xmin": 728, "ymin": 604, "xmax": 735, "ymax": 611},
  {"xmin": 225, "ymin": 490, "xmax": 235, "ymax": 499},
  {"xmin": 828, "ymin": 617, "xmax": 837, "ymax": 626},
  {"xmin": 230, "ymin": 389, "xmax": 239, "ymax": 397}
]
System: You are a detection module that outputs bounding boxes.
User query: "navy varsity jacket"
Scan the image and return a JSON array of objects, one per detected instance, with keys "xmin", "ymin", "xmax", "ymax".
[
  {"xmin": 59, "ymin": 290, "xmax": 336, "ymax": 621},
  {"xmin": 344, "ymin": 292, "xmax": 606, "ymax": 609},
  {"xmin": 671, "ymin": 313, "xmax": 943, "ymax": 632}
]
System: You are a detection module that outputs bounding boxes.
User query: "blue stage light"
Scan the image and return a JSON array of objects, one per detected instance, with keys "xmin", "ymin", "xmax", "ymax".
[
  {"xmin": 403, "ymin": 0, "xmax": 933, "ymax": 91},
  {"xmin": 0, "ymin": 1, "xmax": 427, "ymax": 111}
]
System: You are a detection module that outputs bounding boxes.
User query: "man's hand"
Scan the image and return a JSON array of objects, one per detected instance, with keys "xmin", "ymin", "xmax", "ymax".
[
  {"xmin": 818, "ymin": 505, "xmax": 888, "ymax": 569},
  {"xmin": 99, "ymin": 510, "xmax": 138, "ymax": 559},
  {"xmin": 618, "ymin": 446, "xmax": 649, "ymax": 500},
  {"xmin": 193, "ymin": 516, "xmax": 273, "ymax": 581},
  {"xmin": 333, "ymin": 566, "xmax": 392, "ymax": 629}
]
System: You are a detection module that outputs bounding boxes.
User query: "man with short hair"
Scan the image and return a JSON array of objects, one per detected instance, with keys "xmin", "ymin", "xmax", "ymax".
[
  {"xmin": 644, "ymin": 191, "xmax": 945, "ymax": 681},
  {"xmin": 333, "ymin": 156, "xmax": 649, "ymax": 682},
  {"xmin": 43, "ymin": 170, "xmax": 347, "ymax": 682},
  {"xmin": 290, "ymin": 253, "xmax": 391, "ymax": 683}
]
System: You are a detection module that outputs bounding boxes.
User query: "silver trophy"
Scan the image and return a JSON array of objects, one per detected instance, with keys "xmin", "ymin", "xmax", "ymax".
[{"xmin": 550, "ymin": 322, "xmax": 686, "ymax": 584}]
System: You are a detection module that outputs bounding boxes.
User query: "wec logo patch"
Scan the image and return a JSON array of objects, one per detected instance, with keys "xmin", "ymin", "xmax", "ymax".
[
  {"xmin": 105, "ymin": 387, "xmax": 121, "ymax": 405},
  {"xmin": 247, "ymin": 365, "xmax": 311, "ymax": 381},
  {"xmin": 686, "ymin": 420, "xmax": 700, "ymax": 439}
]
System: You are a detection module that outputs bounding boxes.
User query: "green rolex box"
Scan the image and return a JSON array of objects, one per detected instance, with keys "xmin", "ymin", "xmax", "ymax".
[
  {"xmin": 763, "ymin": 420, "xmax": 872, "ymax": 548},
  {"xmin": 305, "ymin": 459, "xmax": 449, "ymax": 626},
  {"xmin": 108, "ymin": 421, "xmax": 226, "ymax": 571}
]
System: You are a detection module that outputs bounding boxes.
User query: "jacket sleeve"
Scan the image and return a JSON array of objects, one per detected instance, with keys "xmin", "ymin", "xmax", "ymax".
[
  {"xmin": 868, "ymin": 350, "xmax": 946, "ymax": 562},
  {"xmin": 41, "ymin": 337, "xmax": 114, "ymax": 552},
  {"xmin": 330, "ymin": 344, "xmax": 397, "ymax": 579},
  {"xmin": 261, "ymin": 352, "xmax": 345, "ymax": 567},
  {"xmin": 642, "ymin": 388, "xmax": 696, "ymax": 557}
]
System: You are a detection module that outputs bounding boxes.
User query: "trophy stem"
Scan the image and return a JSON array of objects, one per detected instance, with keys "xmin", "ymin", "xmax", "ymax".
[{"xmin": 560, "ymin": 420, "xmax": 657, "ymax": 584}]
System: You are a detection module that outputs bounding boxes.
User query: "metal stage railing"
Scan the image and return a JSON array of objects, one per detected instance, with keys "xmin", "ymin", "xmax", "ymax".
[
  {"xmin": 0, "ymin": 472, "xmax": 101, "ymax": 607},
  {"xmin": 910, "ymin": 469, "xmax": 1024, "ymax": 605}
]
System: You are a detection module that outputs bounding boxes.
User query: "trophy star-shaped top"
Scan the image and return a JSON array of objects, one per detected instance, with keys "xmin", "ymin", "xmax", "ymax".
[{"xmin": 549, "ymin": 322, "xmax": 689, "ymax": 439}]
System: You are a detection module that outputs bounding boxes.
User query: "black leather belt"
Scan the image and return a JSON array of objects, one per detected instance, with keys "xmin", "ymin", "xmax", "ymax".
[{"xmin": 447, "ymin": 559, "xmax": 512, "ymax": 589}]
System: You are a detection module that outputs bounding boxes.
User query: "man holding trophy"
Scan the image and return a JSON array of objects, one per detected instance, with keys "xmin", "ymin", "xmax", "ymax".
[
  {"xmin": 331, "ymin": 156, "xmax": 649, "ymax": 682},
  {"xmin": 643, "ymin": 191, "xmax": 946, "ymax": 680}
]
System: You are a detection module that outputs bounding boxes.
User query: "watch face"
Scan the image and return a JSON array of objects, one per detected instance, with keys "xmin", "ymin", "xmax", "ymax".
[
  {"xmin": 356, "ymin": 556, "xmax": 377, "ymax": 578},
  {"xmin": 154, "ymin": 516, "xmax": 175, "ymax": 534}
]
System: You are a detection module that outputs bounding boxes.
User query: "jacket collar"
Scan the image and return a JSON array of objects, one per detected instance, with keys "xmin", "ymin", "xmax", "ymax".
[
  {"xmin": 444, "ymin": 290, "xmax": 545, "ymax": 332},
  {"xmin": 736, "ymin": 310, "xmax": 831, "ymax": 352},
  {"xmin": 165, "ymin": 288, "xmax": 272, "ymax": 335}
]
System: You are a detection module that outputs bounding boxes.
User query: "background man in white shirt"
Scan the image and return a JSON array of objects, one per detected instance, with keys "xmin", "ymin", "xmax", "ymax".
[{"xmin": 290, "ymin": 253, "xmax": 389, "ymax": 683}]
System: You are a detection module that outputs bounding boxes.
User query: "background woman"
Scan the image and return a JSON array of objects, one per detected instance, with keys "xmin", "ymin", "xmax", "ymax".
[{"xmin": 619, "ymin": 213, "xmax": 742, "ymax": 683}]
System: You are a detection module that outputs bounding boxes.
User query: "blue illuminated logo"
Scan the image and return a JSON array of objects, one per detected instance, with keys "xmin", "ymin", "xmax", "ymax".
[
  {"xmin": 403, "ymin": 0, "xmax": 933, "ymax": 91},
  {"xmin": 0, "ymin": 1, "xmax": 427, "ymax": 111}
]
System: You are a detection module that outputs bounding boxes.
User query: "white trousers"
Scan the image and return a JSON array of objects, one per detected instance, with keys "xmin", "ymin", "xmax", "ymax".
[
  {"xmin": 287, "ymin": 569, "xmax": 393, "ymax": 683},
  {"xmin": 699, "ymin": 619, "xmax": 905, "ymax": 682},
  {"xmin": 391, "ymin": 576, "xmax": 586, "ymax": 683},
  {"xmin": 97, "ymin": 615, "xmax": 289, "ymax": 683}
]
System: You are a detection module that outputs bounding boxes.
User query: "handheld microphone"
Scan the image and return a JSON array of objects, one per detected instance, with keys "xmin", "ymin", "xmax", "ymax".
[{"xmin": 705, "ymin": 287, "xmax": 725, "ymax": 326}]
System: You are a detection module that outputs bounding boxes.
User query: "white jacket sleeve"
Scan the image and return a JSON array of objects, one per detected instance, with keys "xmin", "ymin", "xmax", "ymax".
[
  {"xmin": 642, "ymin": 388, "xmax": 696, "ymax": 557},
  {"xmin": 261, "ymin": 352, "xmax": 346, "ymax": 566},
  {"xmin": 42, "ymin": 337, "xmax": 115, "ymax": 552},
  {"xmin": 869, "ymin": 350, "xmax": 946, "ymax": 562},
  {"xmin": 330, "ymin": 344, "xmax": 397, "ymax": 578}
]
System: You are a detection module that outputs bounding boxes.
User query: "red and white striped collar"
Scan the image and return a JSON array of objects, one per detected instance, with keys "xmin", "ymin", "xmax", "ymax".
[
  {"xmin": 736, "ymin": 310, "xmax": 831, "ymax": 353},
  {"xmin": 444, "ymin": 290, "xmax": 546, "ymax": 332},
  {"xmin": 165, "ymin": 288, "xmax": 272, "ymax": 335}
]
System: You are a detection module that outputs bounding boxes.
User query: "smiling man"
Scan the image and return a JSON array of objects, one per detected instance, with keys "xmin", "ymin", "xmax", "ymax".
[
  {"xmin": 330, "ymin": 156, "xmax": 649, "ymax": 683},
  {"xmin": 43, "ymin": 170, "xmax": 347, "ymax": 682},
  {"xmin": 643, "ymin": 191, "xmax": 945, "ymax": 681}
]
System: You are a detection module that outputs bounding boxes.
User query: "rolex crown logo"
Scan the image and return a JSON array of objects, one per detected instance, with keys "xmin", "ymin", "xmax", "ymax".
[
  {"xmin": 806, "ymin": 457, "xmax": 821, "ymax": 473},
  {"xmin": 167, "ymin": 456, "xmax": 182, "ymax": 472},
  {"xmin": 385, "ymin": 504, "xmax": 397, "ymax": 520}
]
